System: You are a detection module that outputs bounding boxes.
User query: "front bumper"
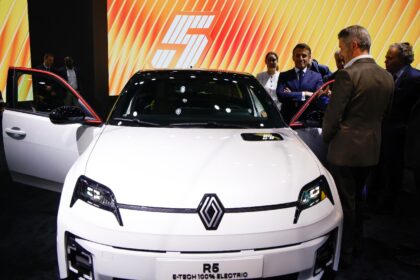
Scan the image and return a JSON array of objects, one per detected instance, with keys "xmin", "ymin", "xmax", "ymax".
[{"xmin": 60, "ymin": 227, "xmax": 339, "ymax": 280}]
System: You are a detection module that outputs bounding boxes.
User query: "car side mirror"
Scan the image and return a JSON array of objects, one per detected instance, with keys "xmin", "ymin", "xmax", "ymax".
[
  {"xmin": 303, "ymin": 119, "xmax": 322, "ymax": 128},
  {"xmin": 300, "ymin": 110, "xmax": 324, "ymax": 128},
  {"xmin": 49, "ymin": 106, "xmax": 86, "ymax": 124}
]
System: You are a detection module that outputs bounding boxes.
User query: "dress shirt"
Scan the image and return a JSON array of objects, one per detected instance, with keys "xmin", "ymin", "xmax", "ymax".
[
  {"xmin": 344, "ymin": 54, "xmax": 373, "ymax": 68},
  {"xmin": 66, "ymin": 68, "xmax": 78, "ymax": 90},
  {"xmin": 393, "ymin": 65, "xmax": 408, "ymax": 83},
  {"xmin": 294, "ymin": 67, "xmax": 308, "ymax": 78},
  {"xmin": 294, "ymin": 67, "xmax": 308, "ymax": 101},
  {"xmin": 256, "ymin": 71, "xmax": 281, "ymax": 109}
]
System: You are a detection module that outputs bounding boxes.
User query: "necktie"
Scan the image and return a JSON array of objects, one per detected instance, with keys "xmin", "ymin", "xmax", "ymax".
[{"xmin": 298, "ymin": 70, "xmax": 304, "ymax": 86}]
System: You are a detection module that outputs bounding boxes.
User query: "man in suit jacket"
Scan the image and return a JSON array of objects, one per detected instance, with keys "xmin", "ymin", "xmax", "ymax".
[
  {"xmin": 35, "ymin": 52, "xmax": 56, "ymax": 72},
  {"xmin": 310, "ymin": 58, "xmax": 332, "ymax": 81},
  {"xmin": 58, "ymin": 56, "xmax": 83, "ymax": 93},
  {"xmin": 34, "ymin": 53, "xmax": 63, "ymax": 110},
  {"xmin": 276, "ymin": 43, "xmax": 324, "ymax": 123},
  {"xmin": 385, "ymin": 42, "xmax": 420, "ymax": 124},
  {"xmin": 322, "ymin": 25, "xmax": 394, "ymax": 268},
  {"xmin": 370, "ymin": 43, "xmax": 420, "ymax": 210},
  {"xmin": 324, "ymin": 50, "xmax": 345, "ymax": 82}
]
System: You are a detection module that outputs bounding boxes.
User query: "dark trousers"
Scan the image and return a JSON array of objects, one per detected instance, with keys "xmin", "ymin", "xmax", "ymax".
[
  {"xmin": 328, "ymin": 164, "xmax": 371, "ymax": 254},
  {"xmin": 368, "ymin": 123, "xmax": 405, "ymax": 208}
]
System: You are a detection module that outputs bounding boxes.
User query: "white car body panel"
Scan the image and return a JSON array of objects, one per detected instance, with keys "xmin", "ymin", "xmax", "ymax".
[
  {"xmin": 2, "ymin": 68, "xmax": 342, "ymax": 279},
  {"xmin": 57, "ymin": 124, "xmax": 342, "ymax": 279},
  {"xmin": 2, "ymin": 109, "xmax": 101, "ymax": 191},
  {"xmin": 84, "ymin": 126, "xmax": 319, "ymax": 207},
  {"xmin": 295, "ymin": 128, "xmax": 328, "ymax": 164}
]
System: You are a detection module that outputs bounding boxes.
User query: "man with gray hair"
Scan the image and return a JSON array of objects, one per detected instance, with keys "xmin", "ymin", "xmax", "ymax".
[
  {"xmin": 384, "ymin": 42, "xmax": 420, "ymax": 123},
  {"xmin": 322, "ymin": 25, "xmax": 394, "ymax": 268},
  {"xmin": 369, "ymin": 43, "xmax": 420, "ymax": 213}
]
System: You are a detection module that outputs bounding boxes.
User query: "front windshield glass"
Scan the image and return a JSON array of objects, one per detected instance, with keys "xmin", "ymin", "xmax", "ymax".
[{"xmin": 109, "ymin": 70, "xmax": 285, "ymax": 128}]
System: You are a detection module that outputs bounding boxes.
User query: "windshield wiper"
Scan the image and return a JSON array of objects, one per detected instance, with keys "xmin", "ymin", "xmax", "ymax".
[
  {"xmin": 112, "ymin": 117, "xmax": 161, "ymax": 127},
  {"xmin": 169, "ymin": 122, "xmax": 250, "ymax": 128}
]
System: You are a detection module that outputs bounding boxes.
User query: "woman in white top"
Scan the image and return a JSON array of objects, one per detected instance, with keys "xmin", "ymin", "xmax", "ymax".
[{"xmin": 256, "ymin": 52, "xmax": 281, "ymax": 110}]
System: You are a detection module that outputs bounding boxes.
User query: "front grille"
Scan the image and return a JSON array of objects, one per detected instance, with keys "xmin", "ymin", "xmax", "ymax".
[{"xmin": 251, "ymin": 273, "xmax": 298, "ymax": 280}]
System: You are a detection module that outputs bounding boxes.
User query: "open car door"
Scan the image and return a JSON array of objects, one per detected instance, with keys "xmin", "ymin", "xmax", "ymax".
[
  {"xmin": 2, "ymin": 67, "xmax": 103, "ymax": 192},
  {"xmin": 289, "ymin": 80, "xmax": 334, "ymax": 164}
]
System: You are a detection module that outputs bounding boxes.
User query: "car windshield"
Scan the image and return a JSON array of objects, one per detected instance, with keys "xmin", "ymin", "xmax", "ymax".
[{"xmin": 109, "ymin": 70, "xmax": 286, "ymax": 128}]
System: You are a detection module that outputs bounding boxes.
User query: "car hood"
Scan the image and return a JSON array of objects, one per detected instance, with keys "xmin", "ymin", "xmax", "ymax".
[{"xmin": 85, "ymin": 125, "xmax": 321, "ymax": 208}]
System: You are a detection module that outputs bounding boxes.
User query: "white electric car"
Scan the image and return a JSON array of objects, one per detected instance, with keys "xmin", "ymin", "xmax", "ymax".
[{"xmin": 2, "ymin": 68, "xmax": 342, "ymax": 279}]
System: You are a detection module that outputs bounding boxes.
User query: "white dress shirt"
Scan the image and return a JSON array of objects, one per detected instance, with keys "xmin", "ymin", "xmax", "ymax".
[
  {"xmin": 66, "ymin": 68, "xmax": 79, "ymax": 90},
  {"xmin": 256, "ymin": 71, "xmax": 281, "ymax": 109},
  {"xmin": 294, "ymin": 67, "xmax": 308, "ymax": 101},
  {"xmin": 344, "ymin": 54, "xmax": 373, "ymax": 68}
]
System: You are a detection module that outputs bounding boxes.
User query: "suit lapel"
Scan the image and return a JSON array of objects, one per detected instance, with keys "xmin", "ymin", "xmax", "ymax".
[{"xmin": 395, "ymin": 66, "xmax": 410, "ymax": 88}]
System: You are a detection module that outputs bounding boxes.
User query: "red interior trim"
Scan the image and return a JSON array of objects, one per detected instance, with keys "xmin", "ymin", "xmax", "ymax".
[{"xmin": 288, "ymin": 79, "xmax": 335, "ymax": 126}]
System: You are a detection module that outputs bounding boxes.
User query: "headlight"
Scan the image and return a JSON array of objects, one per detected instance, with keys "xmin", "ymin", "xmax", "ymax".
[
  {"xmin": 294, "ymin": 175, "xmax": 334, "ymax": 223},
  {"xmin": 70, "ymin": 175, "xmax": 123, "ymax": 226}
]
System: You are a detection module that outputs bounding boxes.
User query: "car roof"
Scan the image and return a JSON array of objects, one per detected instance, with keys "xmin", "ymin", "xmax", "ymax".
[{"xmin": 134, "ymin": 69, "xmax": 254, "ymax": 78}]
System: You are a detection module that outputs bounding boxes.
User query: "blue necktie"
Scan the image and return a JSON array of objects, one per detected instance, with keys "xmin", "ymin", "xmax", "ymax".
[{"xmin": 298, "ymin": 70, "xmax": 304, "ymax": 86}]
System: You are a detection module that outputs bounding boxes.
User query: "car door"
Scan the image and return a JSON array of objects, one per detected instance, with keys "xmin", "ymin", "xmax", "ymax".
[
  {"xmin": 289, "ymin": 80, "xmax": 334, "ymax": 164},
  {"xmin": 2, "ymin": 67, "xmax": 103, "ymax": 192}
]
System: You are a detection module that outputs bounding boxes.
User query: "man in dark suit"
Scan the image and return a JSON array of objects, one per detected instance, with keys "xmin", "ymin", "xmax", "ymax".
[
  {"xmin": 34, "ymin": 53, "xmax": 63, "ymax": 110},
  {"xmin": 35, "ymin": 52, "xmax": 56, "ymax": 72},
  {"xmin": 322, "ymin": 25, "xmax": 394, "ymax": 268},
  {"xmin": 369, "ymin": 42, "xmax": 420, "ymax": 210},
  {"xmin": 385, "ymin": 42, "xmax": 420, "ymax": 124},
  {"xmin": 324, "ymin": 50, "xmax": 345, "ymax": 82},
  {"xmin": 58, "ymin": 56, "xmax": 83, "ymax": 93},
  {"xmin": 276, "ymin": 43, "xmax": 324, "ymax": 123},
  {"xmin": 310, "ymin": 58, "xmax": 332, "ymax": 81}
]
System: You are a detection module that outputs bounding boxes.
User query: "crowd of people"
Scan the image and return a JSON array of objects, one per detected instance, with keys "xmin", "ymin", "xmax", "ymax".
[
  {"xmin": 256, "ymin": 25, "xmax": 420, "ymax": 270},
  {"xmin": 30, "ymin": 53, "xmax": 83, "ymax": 111},
  {"xmin": 35, "ymin": 53, "xmax": 83, "ymax": 93}
]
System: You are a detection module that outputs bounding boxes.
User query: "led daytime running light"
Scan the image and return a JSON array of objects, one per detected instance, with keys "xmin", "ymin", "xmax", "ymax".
[
  {"xmin": 70, "ymin": 176, "xmax": 123, "ymax": 226},
  {"xmin": 294, "ymin": 176, "xmax": 334, "ymax": 224}
]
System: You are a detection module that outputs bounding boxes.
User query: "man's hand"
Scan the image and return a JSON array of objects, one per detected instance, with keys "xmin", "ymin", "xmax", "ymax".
[
  {"xmin": 283, "ymin": 87, "xmax": 291, "ymax": 93},
  {"xmin": 304, "ymin": 91, "xmax": 313, "ymax": 98},
  {"xmin": 319, "ymin": 88, "xmax": 331, "ymax": 97}
]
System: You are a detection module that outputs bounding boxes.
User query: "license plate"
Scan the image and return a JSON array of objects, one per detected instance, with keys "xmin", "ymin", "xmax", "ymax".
[{"xmin": 156, "ymin": 256, "xmax": 263, "ymax": 280}]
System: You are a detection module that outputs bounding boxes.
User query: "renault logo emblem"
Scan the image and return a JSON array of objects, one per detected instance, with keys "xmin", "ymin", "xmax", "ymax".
[{"xmin": 197, "ymin": 194, "xmax": 224, "ymax": 230}]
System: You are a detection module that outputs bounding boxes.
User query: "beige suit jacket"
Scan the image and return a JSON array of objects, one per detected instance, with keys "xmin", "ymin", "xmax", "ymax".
[{"xmin": 322, "ymin": 58, "xmax": 394, "ymax": 166}]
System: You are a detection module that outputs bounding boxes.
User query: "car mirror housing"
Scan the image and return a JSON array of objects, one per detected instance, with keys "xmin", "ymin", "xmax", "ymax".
[
  {"xmin": 304, "ymin": 120, "xmax": 322, "ymax": 128},
  {"xmin": 49, "ymin": 106, "xmax": 86, "ymax": 124}
]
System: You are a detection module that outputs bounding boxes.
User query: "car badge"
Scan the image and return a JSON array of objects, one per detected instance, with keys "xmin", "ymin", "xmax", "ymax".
[
  {"xmin": 241, "ymin": 133, "xmax": 283, "ymax": 141},
  {"xmin": 197, "ymin": 194, "xmax": 225, "ymax": 230}
]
